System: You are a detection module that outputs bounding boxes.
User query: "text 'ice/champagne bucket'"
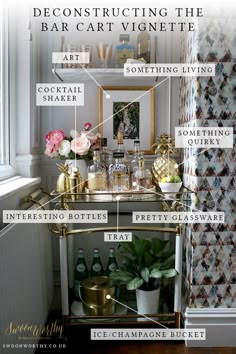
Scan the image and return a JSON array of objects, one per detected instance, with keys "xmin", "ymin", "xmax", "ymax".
[{"xmin": 79, "ymin": 276, "xmax": 116, "ymax": 316}]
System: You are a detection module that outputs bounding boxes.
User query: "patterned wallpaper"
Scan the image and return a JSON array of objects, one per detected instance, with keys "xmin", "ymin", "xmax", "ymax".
[{"xmin": 180, "ymin": 19, "xmax": 236, "ymax": 308}]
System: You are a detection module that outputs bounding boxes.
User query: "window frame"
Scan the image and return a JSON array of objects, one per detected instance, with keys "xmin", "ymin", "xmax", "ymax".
[{"xmin": 0, "ymin": 7, "xmax": 16, "ymax": 180}]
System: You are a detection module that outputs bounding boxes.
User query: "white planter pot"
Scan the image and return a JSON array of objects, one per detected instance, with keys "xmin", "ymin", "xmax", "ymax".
[
  {"xmin": 136, "ymin": 287, "xmax": 160, "ymax": 319},
  {"xmin": 65, "ymin": 159, "xmax": 88, "ymax": 181}
]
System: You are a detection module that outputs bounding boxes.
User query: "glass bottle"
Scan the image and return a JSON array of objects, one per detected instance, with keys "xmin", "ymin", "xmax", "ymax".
[
  {"xmin": 90, "ymin": 248, "xmax": 104, "ymax": 277},
  {"xmin": 114, "ymin": 131, "xmax": 130, "ymax": 166},
  {"xmin": 87, "ymin": 148, "xmax": 107, "ymax": 191},
  {"xmin": 132, "ymin": 159, "xmax": 153, "ymax": 191},
  {"xmin": 115, "ymin": 34, "xmax": 134, "ymax": 68},
  {"xmin": 130, "ymin": 140, "xmax": 144, "ymax": 174},
  {"xmin": 100, "ymin": 138, "xmax": 113, "ymax": 170},
  {"xmin": 74, "ymin": 248, "xmax": 89, "ymax": 301},
  {"xmin": 137, "ymin": 23, "xmax": 151, "ymax": 63},
  {"xmin": 105, "ymin": 248, "xmax": 118, "ymax": 276},
  {"xmin": 109, "ymin": 151, "xmax": 130, "ymax": 192}
]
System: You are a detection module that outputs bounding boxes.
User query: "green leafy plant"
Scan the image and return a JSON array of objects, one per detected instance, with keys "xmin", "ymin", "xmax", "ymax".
[{"xmin": 110, "ymin": 236, "xmax": 177, "ymax": 291}]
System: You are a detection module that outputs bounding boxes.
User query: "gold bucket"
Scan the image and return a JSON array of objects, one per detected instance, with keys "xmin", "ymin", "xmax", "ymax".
[{"xmin": 79, "ymin": 276, "xmax": 116, "ymax": 316}]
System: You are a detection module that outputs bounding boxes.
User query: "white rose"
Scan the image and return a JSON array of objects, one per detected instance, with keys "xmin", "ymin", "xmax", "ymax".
[
  {"xmin": 70, "ymin": 129, "xmax": 79, "ymax": 139},
  {"xmin": 59, "ymin": 140, "xmax": 71, "ymax": 157}
]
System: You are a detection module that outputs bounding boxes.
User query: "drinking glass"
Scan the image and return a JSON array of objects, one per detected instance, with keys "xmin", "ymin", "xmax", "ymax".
[
  {"xmin": 80, "ymin": 45, "xmax": 93, "ymax": 68},
  {"xmin": 97, "ymin": 43, "xmax": 112, "ymax": 68},
  {"xmin": 64, "ymin": 44, "xmax": 79, "ymax": 68}
]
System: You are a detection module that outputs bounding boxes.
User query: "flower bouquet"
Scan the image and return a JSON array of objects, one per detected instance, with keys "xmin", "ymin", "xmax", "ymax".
[{"xmin": 45, "ymin": 123, "xmax": 101, "ymax": 161}]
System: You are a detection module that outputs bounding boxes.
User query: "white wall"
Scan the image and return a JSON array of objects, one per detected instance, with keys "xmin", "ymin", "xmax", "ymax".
[
  {"xmin": 0, "ymin": 223, "xmax": 53, "ymax": 353},
  {"xmin": 0, "ymin": 9, "xmax": 54, "ymax": 353},
  {"xmin": 0, "ymin": 182, "xmax": 54, "ymax": 354}
]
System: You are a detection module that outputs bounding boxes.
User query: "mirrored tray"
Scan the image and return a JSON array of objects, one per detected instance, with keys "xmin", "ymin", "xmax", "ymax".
[{"xmin": 84, "ymin": 186, "xmax": 157, "ymax": 201}]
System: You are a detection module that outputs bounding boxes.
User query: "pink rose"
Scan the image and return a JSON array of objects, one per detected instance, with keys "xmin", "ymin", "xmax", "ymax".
[
  {"xmin": 45, "ymin": 142, "xmax": 59, "ymax": 158},
  {"xmin": 46, "ymin": 130, "xmax": 65, "ymax": 150},
  {"xmin": 89, "ymin": 133, "xmax": 101, "ymax": 150},
  {"xmin": 86, "ymin": 131, "xmax": 100, "ymax": 145},
  {"xmin": 71, "ymin": 133, "xmax": 91, "ymax": 156},
  {"xmin": 84, "ymin": 122, "xmax": 92, "ymax": 131}
]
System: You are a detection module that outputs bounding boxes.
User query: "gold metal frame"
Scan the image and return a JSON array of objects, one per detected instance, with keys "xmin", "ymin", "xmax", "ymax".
[
  {"xmin": 48, "ymin": 190, "xmax": 191, "ymax": 328},
  {"xmin": 98, "ymin": 86, "xmax": 155, "ymax": 154},
  {"xmin": 50, "ymin": 225, "xmax": 179, "ymax": 237}
]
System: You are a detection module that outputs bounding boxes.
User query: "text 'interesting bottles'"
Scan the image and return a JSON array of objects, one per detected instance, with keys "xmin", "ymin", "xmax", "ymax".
[
  {"xmin": 115, "ymin": 34, "xmax": 134, "ymax": 68},
  {"xmin": 90, "ymin": 248, "xmax": 104, "ymax": 277},
  {"xmin": 74, "ymin": 248, "xmax": 89, "ymax": 301},
  {"xmin": 105, "ymin": 248, "xmax": 118, "ymax": 276},
  {"xmin": 87, "ymin": 148, "xmax": 107, "ymax": 191}
]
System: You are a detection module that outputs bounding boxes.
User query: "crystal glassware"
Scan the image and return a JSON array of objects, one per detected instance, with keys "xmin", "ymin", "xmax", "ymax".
[
  {"xmin": 97, "ymin": 43, "xmax": 112, "ymax": 68},
  {"xmin": 80, "ymin": 45, "xmax": 92, "ymax": 68}
]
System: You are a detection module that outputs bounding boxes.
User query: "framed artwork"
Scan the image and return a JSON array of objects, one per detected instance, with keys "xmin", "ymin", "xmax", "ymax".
[{"xmin": 98, "ymin": 86, "xmax": 155, "ymax": 154}]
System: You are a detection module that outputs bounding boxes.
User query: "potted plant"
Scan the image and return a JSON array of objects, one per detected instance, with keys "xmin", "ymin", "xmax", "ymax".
[{"xmin": 110, "ymin": 236, "xmax": 177, "ymax": 316}]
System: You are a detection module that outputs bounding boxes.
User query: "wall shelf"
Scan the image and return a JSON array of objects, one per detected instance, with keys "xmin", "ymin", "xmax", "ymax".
[{"xmin": 52, "ymin": 66, "xmax": 158, "ymax": 85}]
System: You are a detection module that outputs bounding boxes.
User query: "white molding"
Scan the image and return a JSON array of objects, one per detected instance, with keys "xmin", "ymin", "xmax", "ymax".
[
  {"xmin": 15, "ymin": 154, "xmax": 42, "ymax": 177},
  {"xmin": 9, "ymin": 10, "xmax": 41, "ymax": 166},
  {"xmin": 16, "ymin": 154, "xmax": 41, "ymax": 162},
  {"xmin": 30, "ymin": 19, "xmax": 41, "ymax": 152},
  {"xmin": 0, "ymin": 175, "xmax": 41, "ymax": 200},
  {"xmin": 184, "ymin": 307, "xmax": 236, "ymax": 347}
]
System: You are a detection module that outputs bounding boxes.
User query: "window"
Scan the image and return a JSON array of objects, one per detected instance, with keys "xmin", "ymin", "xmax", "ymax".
[{"xmin": 0, "ymin": 7, "xmax": 5, "ymax": 165}]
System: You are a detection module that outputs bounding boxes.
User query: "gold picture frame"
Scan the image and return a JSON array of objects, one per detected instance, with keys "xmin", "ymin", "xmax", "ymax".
[{"xmin": 98, "ymin": 86, "xmax": 155, "ymax": 154}]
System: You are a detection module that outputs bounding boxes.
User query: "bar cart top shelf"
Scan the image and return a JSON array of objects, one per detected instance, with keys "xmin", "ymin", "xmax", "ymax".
[{"xmin": 50, "ymin": 185, "xmax": 195, "ymax": 204}]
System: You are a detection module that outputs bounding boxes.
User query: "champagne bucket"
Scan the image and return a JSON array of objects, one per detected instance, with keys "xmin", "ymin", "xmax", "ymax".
[{"xmin": 79, "ymin": 276, "xmax": 116, "ymax": 315}]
